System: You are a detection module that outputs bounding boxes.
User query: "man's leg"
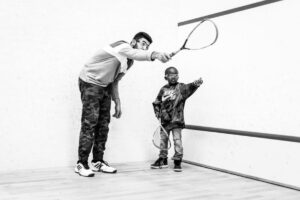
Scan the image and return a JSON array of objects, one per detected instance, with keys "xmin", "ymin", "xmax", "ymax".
[
  {"xmin": 91, "ymin": 89, "xmax": 117, "ymax": 173},
  {"xmin": 78, "ymin": 80, "xmax": 101, "ymax": 164},
  {"xmin": 75, "ymin": 80, "xmax": 103, "ymax": 177},
  {"xmin": 92, "ymin": 88, "xmax": 111, "ymax": 162}
]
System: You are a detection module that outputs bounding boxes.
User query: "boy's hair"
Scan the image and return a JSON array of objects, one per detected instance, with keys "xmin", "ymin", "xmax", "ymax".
[
  {"xmin": 133, "ymin": 32, "xmax": 153, "ymax": 44},
  {"xmin": 165, "ymin": 67, "xmax": 179, "ymax": 75}
]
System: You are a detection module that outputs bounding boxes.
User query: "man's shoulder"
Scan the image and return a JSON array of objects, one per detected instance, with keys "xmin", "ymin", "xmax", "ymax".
[{"xmin": 110, "ymin": 40, "xmax": 129, "ymax": 48}]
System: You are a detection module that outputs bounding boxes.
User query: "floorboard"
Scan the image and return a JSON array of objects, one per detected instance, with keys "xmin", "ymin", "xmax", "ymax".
[{"xmin": 0, "ymin": 161, "xmax": 299, "ymax": 200}]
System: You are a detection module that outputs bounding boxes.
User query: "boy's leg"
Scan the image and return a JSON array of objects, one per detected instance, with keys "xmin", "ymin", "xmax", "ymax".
[
  {"xmin": 159, "ymin": 126, "xmax": 170, "ymax": 158},
  {"xmin": 151, "ymin": 128, "xmax": 169, "ymax": 169},
  {"xmin": 172, "ymin": 128, "xmax": 183, "ymax": 160},
  {"xmin": 159, "ymin": 128, "xmax": 170, "ymax": 158},
  {"xmin": 172, "ymin": 128, "xmax": 183, "ymax": 172}
]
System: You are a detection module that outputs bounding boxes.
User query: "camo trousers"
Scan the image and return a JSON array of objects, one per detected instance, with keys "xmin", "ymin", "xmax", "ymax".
[{"xmin": 78, "ymin": 79, "xmax": 111, "ymax": 163}]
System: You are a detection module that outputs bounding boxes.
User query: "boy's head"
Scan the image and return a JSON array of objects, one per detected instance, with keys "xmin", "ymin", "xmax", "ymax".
[
  {"xmin": 165, "ymin": 67, "xmax": 179, "ymax": 85},
  {"xmin": 131, "ymin": 32, "xmax": 152, "ymax": 50}
]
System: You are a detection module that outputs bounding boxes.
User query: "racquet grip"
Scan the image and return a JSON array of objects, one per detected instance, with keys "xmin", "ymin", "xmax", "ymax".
[{"xmin": 170, "ymin": 49, "xmax": 181, "ymax": 57}]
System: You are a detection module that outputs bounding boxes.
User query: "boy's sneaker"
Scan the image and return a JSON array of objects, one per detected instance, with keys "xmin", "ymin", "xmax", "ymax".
[
  {"xmin": 91, "ymin": 160, "xmax": 117, "ymax": 173},
  {"xmin": 173, "ymin": 159, "xmax": 182, "ymax": 172},
  {"xmin": 150, "ymin": 157, "xmax": 168, "ymax": 169},
  {"xmin": 75, "ymin": 162, "xmax": 95, "ymax": 177}
]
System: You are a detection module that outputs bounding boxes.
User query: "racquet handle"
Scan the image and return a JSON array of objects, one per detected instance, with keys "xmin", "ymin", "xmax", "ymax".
[{"xmin": 170, "ymin": 49, "xmax": 181, "ymax": 57}]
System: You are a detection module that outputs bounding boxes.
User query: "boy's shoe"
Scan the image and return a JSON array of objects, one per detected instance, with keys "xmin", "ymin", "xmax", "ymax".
[
  {"xmin": 173, "ymin": 159, "xmax": 182, "ymax": 172},
  {"xmin": 150, "ymin": 157, "xmax": 168, "ymax": 169},
  {"xmin": 75, "ymin": 162, "xmax": 95, "ymax": 177},
  {"xmin": 91, "ymin": 160, "xmax": 117, "ymax": 173}
]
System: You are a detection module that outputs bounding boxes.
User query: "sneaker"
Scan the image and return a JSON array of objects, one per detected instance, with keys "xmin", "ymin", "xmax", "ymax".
[
  {"xmin": 91, "ymin": 160, "xmax": 117, "ymax": 173},
  {"xmin": 173, "ymin": 160, "xmax": 182, "ymax": 172},
  {"xmin": 75, "ymin": 162, "xmax": 95, "ymax": 177},
  {"xmin": 150, "ymin": 157, "xmax": 168, "ymax": 169}
]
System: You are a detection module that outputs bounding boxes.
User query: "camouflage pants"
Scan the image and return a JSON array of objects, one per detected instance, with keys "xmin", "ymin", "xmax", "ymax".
[
  {"xmin": 159, "ymin": 128, "xmax": 183, "ymax": 160},
  {"xmin": 78, "ymin": 79, "xmax": 111, "ymax": 163}
]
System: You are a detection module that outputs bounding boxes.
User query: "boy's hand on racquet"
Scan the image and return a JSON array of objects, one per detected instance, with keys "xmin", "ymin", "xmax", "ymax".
[
  {"xmin": 193, "ymin": 78, "xmax": 203, "ymax": 86},
  {"xmin": 155, "ymin": 112, "xmax": 160, "ymax": 120}
]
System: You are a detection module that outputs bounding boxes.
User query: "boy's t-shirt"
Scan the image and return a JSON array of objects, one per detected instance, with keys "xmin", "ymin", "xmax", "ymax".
[{"xmin": 153, "ymin": 82, "xmax": 199, "ymax": 130}]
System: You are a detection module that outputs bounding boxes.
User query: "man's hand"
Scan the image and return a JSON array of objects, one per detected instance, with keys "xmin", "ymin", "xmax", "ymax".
[
  {"xmin": 152, "ymin": 52, "xmax": 171, "ymax": 63},
  {"xmin": 113, "ymin": 99, "xmax": 122, "ymax": 118},
  {"xmin": 193, "ymin": 78, "xmax": 203, "ymax": 87}
]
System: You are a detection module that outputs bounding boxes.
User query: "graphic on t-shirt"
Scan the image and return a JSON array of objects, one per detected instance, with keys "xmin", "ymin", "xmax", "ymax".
[{"xmin": 162, "ymin": 89, "xmax": 177, "ymax": 102}]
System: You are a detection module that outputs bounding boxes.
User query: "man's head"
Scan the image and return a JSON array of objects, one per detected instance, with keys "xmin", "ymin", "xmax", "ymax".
[
  {"xmin": 165, "ymin": 67, "xmax": 179, "ymax": 85},
  {"xmin": 131, "ymin": 32, "xmax": 152, "ymax": 50}
]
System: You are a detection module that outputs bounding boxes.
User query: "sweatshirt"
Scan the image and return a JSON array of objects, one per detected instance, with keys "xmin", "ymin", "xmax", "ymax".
[
  {"xmin": 153, "ymin": 82, "xmax": 199, "ymax": 130},
  {"xmin": 79, "ymin": 40, "xmax": 153, "ymax": 87}
]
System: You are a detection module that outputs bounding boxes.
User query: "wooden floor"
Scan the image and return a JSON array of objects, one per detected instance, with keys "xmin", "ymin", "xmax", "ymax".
[{"xmin": 0, "ymin": 161, "xmax": 300, "ymax": 200}]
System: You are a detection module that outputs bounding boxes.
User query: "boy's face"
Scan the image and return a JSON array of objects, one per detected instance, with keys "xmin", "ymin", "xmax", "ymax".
[{"xmin": 165, "ymin": 73, "xmax": 179, "ymax": 85}]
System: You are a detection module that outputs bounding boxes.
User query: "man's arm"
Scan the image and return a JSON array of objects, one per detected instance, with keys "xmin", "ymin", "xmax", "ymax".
[
  {"xmin": 111, "ymin": 80, "xmax": 122, "ymax": 118},
  {"xmin": 151, "ymin": 51, "xmax": 171, "ymax": 63},
  {"xmin": 118, "ymin": 43, "xmax": 170, "ymax": 63}
]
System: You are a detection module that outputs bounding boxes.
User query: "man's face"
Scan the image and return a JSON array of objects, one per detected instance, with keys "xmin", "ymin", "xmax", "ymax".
[{"xmin": 134, "ymin": 38, "xmax": 150, "ymax": 50}]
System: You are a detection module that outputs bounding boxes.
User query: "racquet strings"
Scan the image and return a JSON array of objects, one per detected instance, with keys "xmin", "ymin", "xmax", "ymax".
[
  {"xmin": 185, "ymin": 19, "xmax": 218, "ymax": 50},
  {"xmin": 152, "ymin": 124, "xmax": 171, "ymax": 150}
]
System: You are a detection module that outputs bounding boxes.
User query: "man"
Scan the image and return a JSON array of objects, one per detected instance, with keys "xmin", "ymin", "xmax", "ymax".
[{"xmin": 75, "ymin": 32, "xmax": 171, "ymax": 177}]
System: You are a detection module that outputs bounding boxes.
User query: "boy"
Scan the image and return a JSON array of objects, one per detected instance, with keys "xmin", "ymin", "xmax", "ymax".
[{"xmin": 151, "ymin": 66, "xmax": 203, "ymax": 172}]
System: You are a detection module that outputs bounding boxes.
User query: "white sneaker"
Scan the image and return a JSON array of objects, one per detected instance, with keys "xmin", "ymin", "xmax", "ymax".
[
  {"xmin": 75, "ymin": 163, "xmax": 95, "ymax": 177},
  {"xmin": 91, "ymin": 160, "xmax": 117, "ymax": 173}
]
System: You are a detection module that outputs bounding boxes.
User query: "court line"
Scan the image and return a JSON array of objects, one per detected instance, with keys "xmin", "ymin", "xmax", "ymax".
[
  {"xmin": 183, "ymin": 159, "xmax": 300, "ymax": 192},
  {"xmin": 178, "ymin": 0, "xmax": 284, "ymax": 26},
  {"xmin": 185, "ymin": 124, "xmax": 300, "ymax": 143}
]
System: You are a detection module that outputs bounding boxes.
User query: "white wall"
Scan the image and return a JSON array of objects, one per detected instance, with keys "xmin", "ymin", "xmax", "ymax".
[
  {"xmin": 0, "ymin": 0, "xmax": 178, "ymax": 171},
  {"xmin": 1, "ymin": 0, "xmax": 300, "ymax": 189},
  {"xmin": 178, "ymin": 0, "xmax": 300, "ymax": 187}
]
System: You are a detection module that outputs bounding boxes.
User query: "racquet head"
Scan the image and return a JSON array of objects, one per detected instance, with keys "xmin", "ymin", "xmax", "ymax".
[
  {"xmin": 171, "ymin": 18, "xmax": 219, "ymax": 57},
  {"xmin": 183, "ymin": 18, "xmax": 219, "ymax": 50},
  {"xmin": 152, "ymin": 123, "xmax": 171, "ymax": 151}
]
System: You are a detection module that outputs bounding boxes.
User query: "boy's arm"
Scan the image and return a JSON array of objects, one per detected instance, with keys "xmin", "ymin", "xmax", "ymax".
[
  {"xmin": 181, "ymin": 78, "xmax": 203, "ymax": 100},
  {"xmin": 193, "ymin": 78, "xmax": 203, "ymax": 87},
  {"xmin": 152, "ymin": 89, "xmax": 164, "ymax": 119}
]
